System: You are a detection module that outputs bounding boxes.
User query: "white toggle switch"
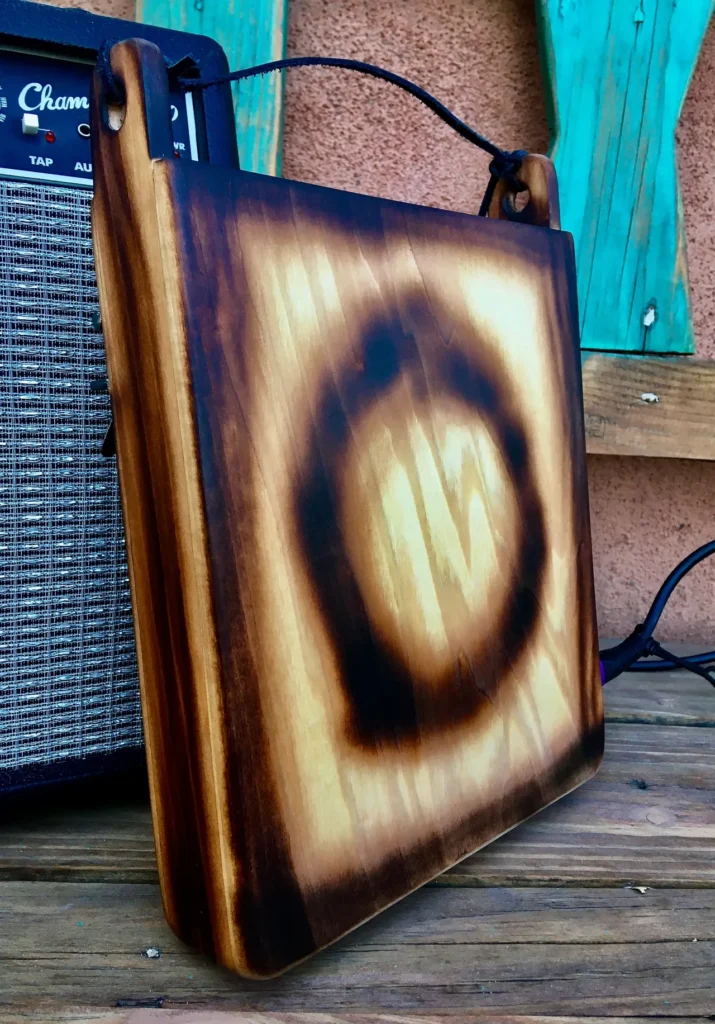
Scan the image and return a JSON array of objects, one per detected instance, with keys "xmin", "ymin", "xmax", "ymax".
[{"xmin": 22, "ymin": 113, "xmax": 40, "ymax": 135}]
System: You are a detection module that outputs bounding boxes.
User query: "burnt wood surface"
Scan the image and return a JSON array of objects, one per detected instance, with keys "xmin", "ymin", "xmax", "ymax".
[
  {"xmin": 90, "ymin": 39, "xmax": 602, "ymax": 977},
  {"xmin": 0, "ymin": 671, "xmax": 713, "ymax": 1019}
]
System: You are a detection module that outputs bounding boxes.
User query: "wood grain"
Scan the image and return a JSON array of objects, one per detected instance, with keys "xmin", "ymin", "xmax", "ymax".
[
  {"xmin": 90, "ymin": 39, "xmax": 235, "ymax": 969},
  {"xmin": 2, "ymin": 882, "xmax": 714, "ymax": 1013},
  {"xmin": 1, "ymin": 718, "xmax": 713, "ymax": 888},
  {"xmin": 91, "ymin": 39, "xmax": 601, "ymax": 977},
  {"xmin": 5, "ymin": 882, "xmax": 715, "ymax": 955},
  {"xmin": 537, "ymin": 0, "xmax": 713, "ymax": 354},
  {"xmin": 451, "ymin": 720, "xmax": 715, "ymax": 889},
  {"xmin": 2, "ymin": 1018, "xmax": 713, "ymax": 1024},
  {"xmin": 487, "ymin": 154, "xmax": 561, "ymax": 231},
  {"xmin": 1, "ymin": 673, "xmax": 713, "ymax": 1018},
  {"xmin": 604, "ymin": 670, "xmax": 715, "ymax": 727},
  {"xmin": 582, "ymin": 353, "xmax": 715, "ymax": 459},
  {"xmin": 2, "ymin": 1017, "xmax": 713, "ymax": 1024}
]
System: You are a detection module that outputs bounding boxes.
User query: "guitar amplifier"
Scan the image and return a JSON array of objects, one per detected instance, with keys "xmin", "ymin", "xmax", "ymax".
[{"xmin": 0, "ymin": 0, "xmax": 237, "ymax": 792}]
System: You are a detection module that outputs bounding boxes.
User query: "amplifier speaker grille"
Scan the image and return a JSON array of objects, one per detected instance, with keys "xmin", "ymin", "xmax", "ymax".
[{"xmin": 0, "ymin": 179, "xmax": 142, "ymax": 770}]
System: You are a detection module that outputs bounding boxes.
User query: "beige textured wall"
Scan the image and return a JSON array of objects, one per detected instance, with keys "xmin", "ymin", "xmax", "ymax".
[
  {"xmin": 42, "ymin": 0, "xmax": 134, "ymax": 24},
  {"xmin": 39, "ymin": 0, "xmax": 715, "ymax": 641}
]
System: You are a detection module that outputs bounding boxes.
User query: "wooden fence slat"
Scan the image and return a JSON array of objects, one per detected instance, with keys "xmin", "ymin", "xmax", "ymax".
[
  {"xmin": 582, "ymin": 353, "xmax": 715, "ymax": 458},
  {"xmin": 538, "ymin": 0, "xmax": 713, "ymax": 354},
  {"xmin": 137, "ymin": 0, "xmax": 288, "ymax": 174}
]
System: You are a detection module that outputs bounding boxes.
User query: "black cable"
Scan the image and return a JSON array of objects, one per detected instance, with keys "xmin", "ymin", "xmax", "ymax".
[
  {"xmin": 180, "ymin": 56, "xmax": 528, "ymax": 216},
  {"xmin": 179, "ymin": 55, "xmax": 527, "ymax": 216},
  {"xmin": 180, "ymin": 56, "xmax": 512, "ymax": 159},
  {"xmin": 640, "ymin": 540, "xmax": 715, "ymax": 636},
  {"xmin": 600, "ymin": 539, "xmax": 715, "ymax": 684},
  {"xmin": 98, "ymin": 49, "xmax": 527, "ymax": 215},
  {"xmin": 645, "ymin": 641, "xmax": 715, "ymax": 690},
  {"xmin": 627, "ymin": 649, "xmax": 715, "ymax": 672}
]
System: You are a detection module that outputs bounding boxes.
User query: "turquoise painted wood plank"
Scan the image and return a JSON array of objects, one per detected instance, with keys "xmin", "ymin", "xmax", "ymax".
[
  {"xmin": 537, "ymin": 0, "xmax": 713, "ymax": 353},
  {"xmin": 137, "ymin": 0, "xmax": 288, "ymax": 175}
]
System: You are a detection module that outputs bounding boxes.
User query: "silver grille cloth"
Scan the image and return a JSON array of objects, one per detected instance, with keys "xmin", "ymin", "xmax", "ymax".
[{"xmin": 0, "ymin": 179, "xmax": 142, "ymax": 770}]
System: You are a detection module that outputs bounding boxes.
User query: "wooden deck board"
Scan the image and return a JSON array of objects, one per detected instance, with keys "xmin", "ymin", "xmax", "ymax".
[
  {"xmin": 0, "ymin": 671, "xmax": 713, "ymax": 1017},
  {"xmin": 3, "ymin": 1018, "xmax": 713, "ymax": 1024},
  {"xmin": 603, "ymin": 669, "xmax": 715, "ymax": 727},
  {"xmin": 1, "ymin": 883, "xmax": 714, "ymax": 1014},
  {"xmin": 4, "ymin": 883, "xmax": 715, "ymax": 953},
  {"xmin": 2, "ymin": 720, "xmax": 713, "ymax": 887}
]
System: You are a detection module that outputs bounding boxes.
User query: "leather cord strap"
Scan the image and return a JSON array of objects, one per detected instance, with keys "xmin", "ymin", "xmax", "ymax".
[{"xmin": 98, "ymin": 45, "xmax": 527, "ymax": 216}]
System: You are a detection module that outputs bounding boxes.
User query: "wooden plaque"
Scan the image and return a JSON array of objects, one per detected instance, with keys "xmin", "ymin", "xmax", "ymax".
[{"xmin": 91, "ymin": 40, "xmax": 603, "ymax": 978}]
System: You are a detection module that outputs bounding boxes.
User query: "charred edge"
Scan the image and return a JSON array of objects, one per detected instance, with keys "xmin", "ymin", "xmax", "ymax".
[
  {"xmin": 302, "ymin": 723, "xmax": 605, "ymax": 949},
  {"xmin": 94, "ymin": 153, "xmax": 217, "ymax": 957},
  {"xmin": 556, "ymin": 233, "xmax": 602, "ymax": 730},
  {"xmin": 174, "ymin": 173, "xmax": 317, "ymax": 976}
]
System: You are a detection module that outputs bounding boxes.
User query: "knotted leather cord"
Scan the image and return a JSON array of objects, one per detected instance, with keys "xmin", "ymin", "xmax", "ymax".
[{"xmin": 97, "ymin": 46, "xmax": 527, "ymax": 216}]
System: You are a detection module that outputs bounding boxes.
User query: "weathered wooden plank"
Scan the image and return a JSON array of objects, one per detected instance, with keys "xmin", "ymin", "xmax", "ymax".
[
  {"xmin": 20, "ymin": 943, "xmax": 714, "ymax": 1014},
  {"xmin": 605, "ymin": 671, "xmax": 715, "ymax": 728},
  {"xmin": 3, "ymin": 1018, "xmax": 713, "ymax": 1024},
  {"xmin": 136, "ymin": 0, "xmax": 287, "ymax": 174},
  {"xmin": 1, "ymin": 1015, "xmax": 708, "ymax": 1024},
  {"xmin": 582, "ymin": 354, "xmax": 715, "ymax": 459},
  {"xmin": 3, "ymin": 882, "xmax": 715, "ymax": 954},
  {"xmin": 2, "ymin": 1018, "xmax": 713, "ymax": 1024},
  {"xmin": 0, "ymin": 722, "xmax": 712, "ymax": 888},
  {"xmin": 537, "ymin": 0, "xmax": 713, "ymax": 354},
  {"xmin": 605, "ymin": 656, "xmax": 715, "ymax": 721},
  {"xmin": 1, "ymin": 937, "xmax": 713, "ymax": 1013},
  {"xmin": 1, "ymin": 882, "xmax": 714, "ymax": 1013},
  {"xmin": 2, "ymin": 1018, "xmax": 709, "ymax": 1024},
  {"xmin": 1, "ymin": 1018, "xmax": 713, "ymax": 1024},
  {"xmin": 451, "ymin": 721, "xmax": 715, "ymax": 889},
  {"xmin": 0, "ymin": 800, "xmax": 157, "ymax": 884},
  {"xmin": 451, "ymin": 830, "xmax": 715, "ymax": 890}
]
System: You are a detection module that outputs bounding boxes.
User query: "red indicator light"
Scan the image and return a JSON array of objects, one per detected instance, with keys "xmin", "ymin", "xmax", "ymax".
[{"xmin": 45, "ymin": 130, "xmax": 56, "ymax": 144}]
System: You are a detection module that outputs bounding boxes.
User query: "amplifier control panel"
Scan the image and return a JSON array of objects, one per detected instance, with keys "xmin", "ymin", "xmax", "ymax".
[{"xmin": 0, "ymin": 46, "xmax": 198, "ymax": 187}]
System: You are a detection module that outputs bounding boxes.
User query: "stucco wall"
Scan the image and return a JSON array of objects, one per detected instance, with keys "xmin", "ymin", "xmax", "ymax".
[
  {"xmin": 39, "ymin": 0, "xmax": 715, "ymax": 641},
  {"xmin": 42, "ymin": 0, "xmax": 134, "ymax": 25}
]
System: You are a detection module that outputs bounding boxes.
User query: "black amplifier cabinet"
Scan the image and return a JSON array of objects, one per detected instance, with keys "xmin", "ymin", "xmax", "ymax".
[{"xmin": 0, "ymin": 0, "xmax": 238, "ymax": 793}]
